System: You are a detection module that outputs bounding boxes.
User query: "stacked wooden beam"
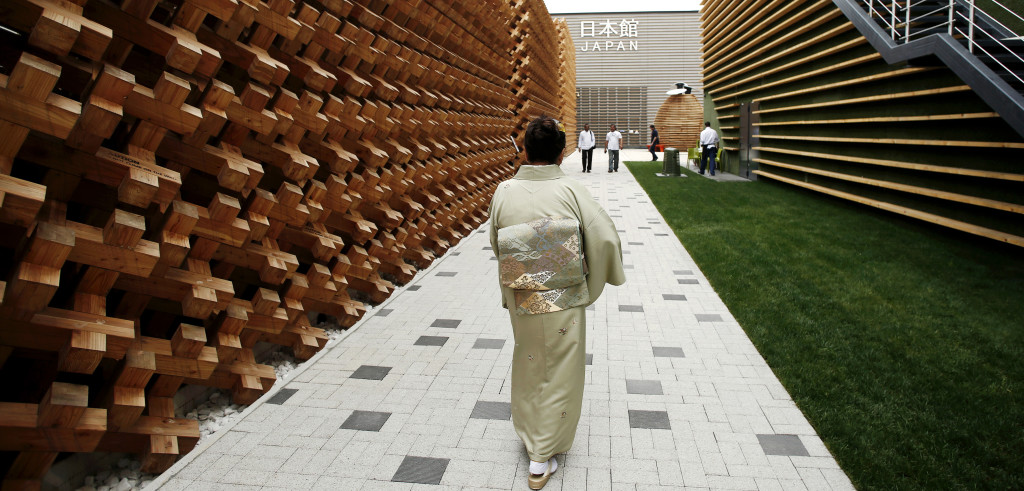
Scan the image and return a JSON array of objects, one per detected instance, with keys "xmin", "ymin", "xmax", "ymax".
[
  {"xmin": 554, "ymin": 19, "xmax": 578, "ymax": 153},
  {"xmin": 509, "ymin": 0, "xmax": 576, "ymax": 159},
  {"xmin": 0, "ymin": 0, "xmax": 568, "ymax": 485}
]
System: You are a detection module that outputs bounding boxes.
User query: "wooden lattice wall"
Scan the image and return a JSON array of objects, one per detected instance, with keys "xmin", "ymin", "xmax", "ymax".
[
  {"xmin": 0, "ymin": 0, "xmax": 574, "ymax": 487},
  {"xmin": 555, "ymin": 18, "xmax": 578, "ymax": 154},
  {"xmin": 508, "ymin": 0, "xmax": 577, "ymax": 161}
]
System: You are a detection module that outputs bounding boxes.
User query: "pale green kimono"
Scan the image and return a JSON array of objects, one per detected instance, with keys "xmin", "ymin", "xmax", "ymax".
[{"xmin": 489, "ymin": 164, "xmax": 625, "ymax": 462}]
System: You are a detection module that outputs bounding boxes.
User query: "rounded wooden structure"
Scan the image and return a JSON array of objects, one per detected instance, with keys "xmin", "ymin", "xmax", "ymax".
[{"xmin": 652, "ymin": 94, "xmax": 703, "ymax": 150}]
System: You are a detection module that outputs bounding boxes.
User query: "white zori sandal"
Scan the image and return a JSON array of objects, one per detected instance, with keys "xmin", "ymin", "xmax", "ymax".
[{"xmin": 528, "ymin": 458, "xmax": 558, "ymax": 490}]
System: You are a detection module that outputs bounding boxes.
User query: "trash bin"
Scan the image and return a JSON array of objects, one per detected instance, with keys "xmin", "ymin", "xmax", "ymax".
[{"xmin": 663, "ymin": 148, "xmax": 680, "ymax": 176}]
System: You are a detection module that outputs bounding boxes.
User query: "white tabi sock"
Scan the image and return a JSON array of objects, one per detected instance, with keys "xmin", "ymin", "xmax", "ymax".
[{"xmin": 529, "ymin": 458, "xmax": 558, "ymax": 475}]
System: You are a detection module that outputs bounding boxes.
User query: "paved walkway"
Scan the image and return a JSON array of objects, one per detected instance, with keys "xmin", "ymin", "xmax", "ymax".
[{"xmin": 149, "ymin": 150, "xmax": 852, "ymax": 490}]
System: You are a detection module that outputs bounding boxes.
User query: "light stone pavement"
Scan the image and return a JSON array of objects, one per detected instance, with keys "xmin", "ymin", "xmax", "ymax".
[{"xmin": 148, "ymin": 149, "xmax": 853, "ymax": 490}]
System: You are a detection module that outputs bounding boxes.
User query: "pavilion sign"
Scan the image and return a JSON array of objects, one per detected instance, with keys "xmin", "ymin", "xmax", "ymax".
[{"xmin": 579, "ymin": 19, "xmax": 639, "ymax": 52}]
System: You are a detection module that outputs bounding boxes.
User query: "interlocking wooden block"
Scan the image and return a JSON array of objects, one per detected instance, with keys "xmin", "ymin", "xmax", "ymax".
[
  {"xmin": 4, "ymin": 222, "xmax": 74, "ymax": 312},
  {"xmin": 166, "ymin": 327, "xmax": 205, "ymax": 365},
  {"xmin": 105, "ymin": 348, "xmax": 155, "ymax": 431},
  {"xmin": 65, "ymin": 220, "xmax": 159, "ymax": 277},
  {"xmin": 28, "ymin": 5, "xmax": 81, "ymax": 56},
  {"xmin": 38, "ymin": 382, "xmax": 89, "ymax": 428},
  {"xmin": 103, "ymin": 209, "xmax": 146, "ymax": 248},
  {"xmin": 0, "ymin": 175, "xmax": 46, "ymax": 228},
  {"xmin": 58, "ymin": 330, "xmax": 106, "ymax": 375}
]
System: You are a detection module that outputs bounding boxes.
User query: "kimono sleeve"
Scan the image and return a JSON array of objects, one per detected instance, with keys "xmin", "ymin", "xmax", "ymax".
[
  {"xmin": 488, "ymin": 190, "xmax": 509, "ymax": 309},
  {"xmin": 580, "ymin": 196, "xmax": 626, "ymax": 304}
]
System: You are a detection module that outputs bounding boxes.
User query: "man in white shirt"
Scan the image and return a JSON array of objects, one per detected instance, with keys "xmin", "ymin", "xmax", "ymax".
[
  {"xmin": 577, "ymin": 124, "xmax": 595, "ymax": 173},
  {"xmin": 699, "ymin": 121, "xmax": 720, "ymax": 176},
  {"xmin": 604, "ymin": 124, "xmax": 623, "ymax": 173}
]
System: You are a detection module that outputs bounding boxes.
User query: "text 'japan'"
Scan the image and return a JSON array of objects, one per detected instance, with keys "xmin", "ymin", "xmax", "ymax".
[{"xmin": 580, "ymin": 19, "xmax": 639, "ymax": 52}]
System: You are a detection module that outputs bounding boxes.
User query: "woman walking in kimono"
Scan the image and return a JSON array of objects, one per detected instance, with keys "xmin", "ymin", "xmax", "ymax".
[{"xmin": 489, "ymin": 116, "xmax": 625, "ymax": 489}]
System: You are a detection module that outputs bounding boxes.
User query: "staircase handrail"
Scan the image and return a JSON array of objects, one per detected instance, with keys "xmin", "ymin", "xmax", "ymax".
[
  {"xmin": 876, "ymin": 0, "xmax": 1024, "ymax": 85},
  {"xmin": 841, "ymin": 0, "xmax": 1024, "ymax": 137},
  {"xmin": 872, "ymin": 0, "xmax": 1023, "ymax": 50},
  {"xmin": 866, "ymin": 0, "xmax": 900, "ymax": 33},
  {"xmin": 971, "ymin": 0, "xmax": 1024, "ymax": 34},
  {"xmin": 953, "ymin": 11, "xmax": 1024, "ymax": 87}
]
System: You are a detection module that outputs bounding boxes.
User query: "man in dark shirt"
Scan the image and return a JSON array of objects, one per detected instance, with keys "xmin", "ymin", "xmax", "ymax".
[{"xmin": 649, "ymin": 125, "xmax": 660, "ymax": 161}]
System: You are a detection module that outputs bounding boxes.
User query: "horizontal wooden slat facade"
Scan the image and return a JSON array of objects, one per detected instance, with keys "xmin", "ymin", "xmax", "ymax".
[
  {"xmin": 577, "ymin": 86, "xmax": 649, "ymax": 147},
  {"xmin": 701, "ymin": 0, "xmax": 1024, "ymax": 246}
]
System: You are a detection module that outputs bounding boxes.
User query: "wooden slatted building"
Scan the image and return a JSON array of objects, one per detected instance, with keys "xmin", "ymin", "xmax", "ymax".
[{"xmin": 701, "ymin": 0, "xmax": 1024, "ymax": 246}]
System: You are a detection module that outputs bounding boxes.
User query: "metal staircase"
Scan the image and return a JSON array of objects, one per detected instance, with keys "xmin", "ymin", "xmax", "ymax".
[{"xmin": 833, "ymin": 0, "xmax": 1024, "ymax": 138}]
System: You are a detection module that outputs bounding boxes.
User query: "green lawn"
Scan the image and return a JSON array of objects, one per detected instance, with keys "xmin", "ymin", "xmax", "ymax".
[{"xmin": 626, "ymin": 161, "xmax": 1024, "ymax": 490}]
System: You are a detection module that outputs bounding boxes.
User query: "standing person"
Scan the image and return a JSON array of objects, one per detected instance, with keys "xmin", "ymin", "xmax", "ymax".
[
  {"xmin": 577, "ymin": 124, "xmax": 595, "ymax": 173},
  {"xmin": 490, "ymin": 116, "xmax": 625, "ymax": 490},
  {"xmin": 604, "ymin": 124, "xmax": 623, "ymax": 173},
  {"xmin": 699, "ymin": 121, "xmax": 720, "ymax": 176},
  {"xmin": 649, "ymin": 124, "xmax": 660, "ymax": 161}
]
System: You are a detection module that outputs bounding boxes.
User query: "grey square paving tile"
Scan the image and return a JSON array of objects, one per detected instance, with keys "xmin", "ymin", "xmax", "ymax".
[
  {"xmin": 587, "ymin": 305, "xmax": 595, "ymax": 311},
  {"xmin": 350, "ymin": 365, "xmax": 392, "ymax": 380},
  {"xmin": 678, "ymin": 278, "xmax": 699, "ymax": 284},
  {"xmin": 415, "ymin": 336, "xmax": 448, "ymax": 347},
  {"xmin": 586, "ymin": 353, "xmax": 593, "ymax": 365},
  {"xmin": 624, "ymin": 265, "xmax": 634, "ymax": 269},
  {"xmin": 375, "ymin": 309, "xmax": 394, "ymax": 317},
  {"xmin": 267, "ymin": 388, "xmax": 298, "ymax": 405},
  {"xmin": 623, "ymin": 250, "xmax": 631, "ymax": 254},
  {"xmin": 472, "ymin": 338, "xmax": 506, "ymax": 349},
  {"xmin": 619, "ymin": 304, "xmax": 644, "ymax": 312},
  {"xmin": 482, "ymin": 246, "xmax": 492, "ymax": 250},
  {"xmin": 626, "ymin": 380, "xmax": 663, "ymax": 395},
  {"xmin": 436, "ymin": 271, "xmax": 458, "ymax": 277},
  {"xmin": 628, "ymin": 410, "xmax": 671, "ymax": 430},
  {"xmin": 662, "ymin": 294, "xmax": 687, "ymax": 301},
  {"xmin": 638, "ymin": 226, "xmax": 651, "ymax": 229},
  {"xmin": 696, "ymin": 314, "xmax": 723, "ymax": 322},
  {"xmin": 450, "ymin": 252, "xmax": 460, "ymax": 256},
  {"xmin": 470, "ymin": 400, "xmax": 512, "ymax": 420},
  {"xmin": 652, "ymin": 347, "xmax": 685, "ymax": 358},
  {"xmin": 431, "ymin": 318, "xmax": 461, "ymax": 328},
  {"xmin": 407, "ymin": 285, "xmax": 421, "ymax": 291},
  {"xmin": 757, "ymin": 434, "xmax": 810, "ymax": 456},
  {"xmin": 611, "ymin": 215, "xmax": 622, "ymax": 218},
  {"xmin": 340, "ymin": 410, "xmax": 391, "ymax": 431},
  {"xmin": 627, "ymin": 241, "xmax": 644, "ymax": 245},
  {"xmin": 673, "ymin": 270, "xmax": 694, "ymax": 275},
  {"xmin": 655, "ymin": 233, "xmax": 669, "ymax": 236},
  {"xmin": 490, "ymin": 257, "xmax": 498, "ymax": 261},
  {"xmin": 392, "ymin": 456, "xmax": 450, "ymax": 485},
  {"xmin": 616, "ymin": 229, "xmax": 626, "ymax": 233}
]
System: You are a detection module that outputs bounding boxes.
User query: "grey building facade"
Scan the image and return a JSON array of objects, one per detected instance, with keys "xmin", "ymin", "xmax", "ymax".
[{"xmin": 553, "ymin": 11, "xmax": 703, "ymax": 148}]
